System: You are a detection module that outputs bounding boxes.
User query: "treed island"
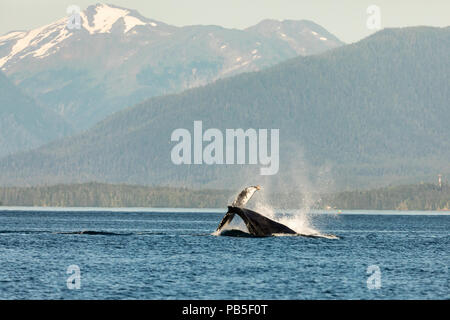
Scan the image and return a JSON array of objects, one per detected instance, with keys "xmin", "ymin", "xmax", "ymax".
[{"xmin": 0, "ymin": 182, "xmax": 448, "ymax": 211}]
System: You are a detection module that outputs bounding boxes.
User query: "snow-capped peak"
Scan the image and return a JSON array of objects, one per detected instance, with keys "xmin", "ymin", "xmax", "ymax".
[
  {"xmin": 0, "ymin": 17, "xmax": 68, "ymax": 67},
  {"xmin": 81, "ymin": 3, "xmax": 147, "ymax": 34},
  {"xmin": 0, "ymin": 4, "xmax": 154, "ymax": 67}
]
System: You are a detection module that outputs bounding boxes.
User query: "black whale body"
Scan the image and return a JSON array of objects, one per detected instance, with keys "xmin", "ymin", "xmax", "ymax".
[{"xmin": 217, "ymin": 206, "xmax": 297, "ymax": 237}]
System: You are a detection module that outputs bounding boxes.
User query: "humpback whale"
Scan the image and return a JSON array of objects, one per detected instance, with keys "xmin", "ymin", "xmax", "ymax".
[
  {"xmin": 216, "ymin": 185, "xmax": 296, "ymax": 237},
  {"xmin": 216, "ymin": 186, "xmax": 339, "ymax": 238},
  {"xmin": 217, "ymin": 206, "xmax": 297, "ymax": 237}
]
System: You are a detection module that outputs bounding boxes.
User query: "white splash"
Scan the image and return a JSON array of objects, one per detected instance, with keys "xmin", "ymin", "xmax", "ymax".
[
  {"xmin": 248, "ymin": 152, "xmax": 337, "ymax": 238},
  {"xmin": 252, "ymin": 202, "xmax": 319, "ymax": 236}
]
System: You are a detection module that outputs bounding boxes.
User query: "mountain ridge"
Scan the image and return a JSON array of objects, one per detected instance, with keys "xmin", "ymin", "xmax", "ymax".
[
  {"xmin": 0, "ymin": 3, "xmax": 343, "ymax": 132},
  {"xmin": 0, "ymin": 26, "xmax": 448, "ymax": 190}
]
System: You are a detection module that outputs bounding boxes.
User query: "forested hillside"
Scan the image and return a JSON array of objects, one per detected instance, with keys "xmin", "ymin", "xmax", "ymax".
[
  {"xmin": 322, "ymin": 183, "xmax": 450, "ymax": 211},
  {"xmin": 0, "ymin": 27, "xmax": 448, "ymax": 189},
  {"xmin": 0, "ymin": 71, "xmax": 72, "ymax": 157}
]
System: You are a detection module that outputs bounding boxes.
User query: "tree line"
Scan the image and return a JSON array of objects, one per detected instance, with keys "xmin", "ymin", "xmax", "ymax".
[{"xmin": 0, "ymin": 182, "xmax": 448, "ymax": 211}]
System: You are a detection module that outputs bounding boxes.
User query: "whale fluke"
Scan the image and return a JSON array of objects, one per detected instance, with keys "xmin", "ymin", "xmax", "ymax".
[
  {"xmin": 231, "ymin": 185, "xmax": 261, "ymax": 207},
  {"xmin": 216, "ymin": 185, "xmax": 339, "ymax": 238},
  {"xmin": 216, "ymin": 185, "xmax": 296, "ymax": 236},
  {"xmin": 218, "ymin": 206, "xmax": 297, "ymax": 237}
]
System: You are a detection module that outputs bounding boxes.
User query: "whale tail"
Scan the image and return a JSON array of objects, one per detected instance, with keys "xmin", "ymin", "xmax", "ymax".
[
  {"xmin": 216, "ymin": 206, "xmax": 297, "ymax": 236},
  {"xmin": 231, "ymin": 185, "xmax": 261, "ymax": 207},
  {"xmin": 216, "ymin": 185, "xmax": 296, "ymax": 237},
  {"xmin": 216, "ymin": 207, "xmax": 236, "ymax": 231},
  {"xmin": 216, "ymin": 185, "xmax": 261, "ymax": 232},
  {"xmin": 215, "ymin": 186, "xmax": 339, "ymax": 238}
]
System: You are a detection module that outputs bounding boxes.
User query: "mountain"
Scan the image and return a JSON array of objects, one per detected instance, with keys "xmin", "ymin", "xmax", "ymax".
[
  {"xmin": 0, "ymin": 3, "xmax": 343, "ymax": 131},
  {"xmin": 245, "ymin": 19, "xmax": 341, "ymax": 55},
  {"xmin": 0, "ymin": 71, "xmax": 72, "ymax": 158},
  {"xmin": 0, "ymin": 27, "xmax": 448, "ymax": 189}
]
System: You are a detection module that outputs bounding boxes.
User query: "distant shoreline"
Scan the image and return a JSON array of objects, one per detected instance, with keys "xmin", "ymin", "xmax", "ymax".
[
  {"xmin": 0, "ymin": 182, "xmax": 448, "ymax": 211},
  {"xmin": 0, "ymin": 206, "xmax": 449, "ymax": 216}
]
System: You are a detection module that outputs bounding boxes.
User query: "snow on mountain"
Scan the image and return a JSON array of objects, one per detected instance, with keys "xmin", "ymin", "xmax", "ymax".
[
  {"xmin": 0, "ymin": 18, "xmax": 68, "ymax": 66},
  {"xmin": 0, "ymin": 31, "xmax": 26, "ymax": 44},
  {"xmin": 0, "ymin": 3, "xmax": 343, "ymax": 132},
  {"xmin": 0, "ymin": 4, "xmax": 163, "ymax": 67},
  {"xmin": 123, "ymin": 16, "xmax": 147, "ymax": 33},
  {"xmin": 245, "ymin": 19, "xmax": 342, "ymax": 55},
  {"xmin": 82, "ymin": 4, "xmax": 128, "ymax": 34},
  {"xmin": 80, "ymin": 3, "xmax": 149, "ymax": 34}
]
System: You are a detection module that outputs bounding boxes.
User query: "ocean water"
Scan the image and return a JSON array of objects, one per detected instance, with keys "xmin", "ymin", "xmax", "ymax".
[{"xmin": 0, "ymin": 208, "xmax": 448, "ymax": 300}]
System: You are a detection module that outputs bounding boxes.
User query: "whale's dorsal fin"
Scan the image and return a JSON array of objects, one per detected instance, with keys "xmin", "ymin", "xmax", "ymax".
[{"xmin": 231, "ymin": 185, "xmax": 261, "ymax": 207}]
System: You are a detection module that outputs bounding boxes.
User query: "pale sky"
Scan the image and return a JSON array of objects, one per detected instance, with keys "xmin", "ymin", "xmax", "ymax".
[{"xmin": 0, "ymin": 0, "xmax": 449, "ymax": 43}]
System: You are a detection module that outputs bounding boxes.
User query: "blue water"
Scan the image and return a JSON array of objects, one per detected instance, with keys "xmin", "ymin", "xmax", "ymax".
[{"xmin": 0, "ymin": 208, "xmax": 448, "ymax": 299}]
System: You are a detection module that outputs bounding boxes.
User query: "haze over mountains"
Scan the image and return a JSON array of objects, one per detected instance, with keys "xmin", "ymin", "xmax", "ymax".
[
  {"xmin": 0, "ymin": 71, "xmax": 72, "ymax": 158},
  {"xmin": 0, "ymin": 3, "xmax": 342, "ymax": 136},
  {"xmin": 0, "ymin": 26, "xmax": 448, "ymax": 190}
]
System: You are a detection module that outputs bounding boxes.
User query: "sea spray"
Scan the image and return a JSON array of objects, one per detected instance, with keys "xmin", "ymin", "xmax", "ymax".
[
  {"xmin": 249, "ymin": 151, "xmax": 335, "ymax": 236},
  {"xmin": 215, "ymin": 151, "xmax": 337, "ymax": 237},
  {"xmin": 252, "ymin": 201, "xmax": 320, "ymax": 236}
]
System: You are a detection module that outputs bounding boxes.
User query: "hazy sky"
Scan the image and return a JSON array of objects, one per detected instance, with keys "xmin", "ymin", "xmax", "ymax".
[{"xmin": 0, "ymin": 0, "xmax": 449, "ymax": 43}]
